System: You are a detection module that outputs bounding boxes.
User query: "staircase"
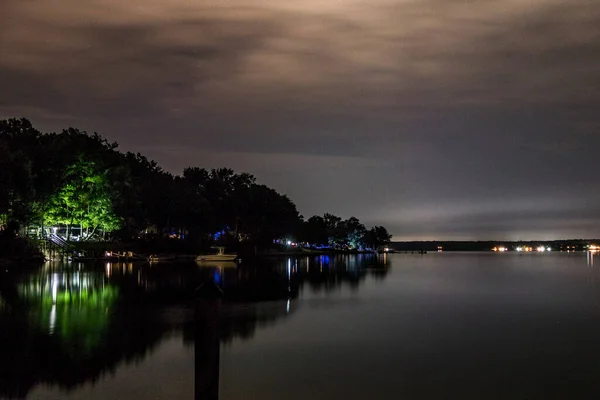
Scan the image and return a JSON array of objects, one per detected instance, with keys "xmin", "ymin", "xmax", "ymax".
[{"xmin": 46, "ymin": 233, "xmax": 86, "ymax": 258}]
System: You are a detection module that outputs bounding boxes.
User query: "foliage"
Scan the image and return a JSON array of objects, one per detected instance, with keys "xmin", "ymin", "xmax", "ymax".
[
  {"xmin": 299, "ymin": 214, "xmax": 390, "ymax": 250},
  {"xmin": 0, "ymin": 120, "xmax": 37, "ymax": 229},
  {"xmin": 0, "ymin": 118, "xmax": 393, "ymax": 250},
  {"xmin": 342, "ymin": 217, "xmax": 367, "ymax": 248},
  {"xmin": 323, "ymin": 213, "xmax": 344, "ymax": 246},
  {"xmin": 43, "ymin": 158, "xmax": 121, "ymax": 238},
  {"xmin": 237, "ymin": 184, "xmax": 300, "ymax": 245},
  {"xmin": 300, "ymin": 216, "xmax": 329, "ymax": 246},
  {"xmin": 0, "ymin": 118, "xmax": 122, "ymax": 234},
  {"xmin": 363, "ymin": 226, "xmax": 393, "ymax": 250}
]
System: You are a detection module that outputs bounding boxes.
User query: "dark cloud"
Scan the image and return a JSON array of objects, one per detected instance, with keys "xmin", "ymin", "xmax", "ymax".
[{"xmin": 1, "ymin": 0, "xmax": 600, "ymax": 239}]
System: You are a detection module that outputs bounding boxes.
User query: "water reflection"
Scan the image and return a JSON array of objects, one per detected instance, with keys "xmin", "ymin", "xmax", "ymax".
[
  {"xmin": 281, "ymin": 254, "xmax": 390, "ymax": 294},
  {"xmin": 0, "ymin": 264, "xmax": 164, "ymax": 399},
  {"xmin": 0, "ymin": 254, "xmax": 387, "ymax": 398}
]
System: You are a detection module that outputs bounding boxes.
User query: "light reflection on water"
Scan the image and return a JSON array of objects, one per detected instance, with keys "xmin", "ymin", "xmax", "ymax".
[
  {"xmin": 587, "ymin": 250, "xmax": 595, "ymax": 267},
  {"xmin": 2, "ymin": 253, "xmax": 600, "ymax": 399}
]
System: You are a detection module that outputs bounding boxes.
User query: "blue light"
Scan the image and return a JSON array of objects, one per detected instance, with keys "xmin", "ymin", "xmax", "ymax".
[{"xmin": 213, "ymin": 270, "xmax": 221, "ymax": 284}]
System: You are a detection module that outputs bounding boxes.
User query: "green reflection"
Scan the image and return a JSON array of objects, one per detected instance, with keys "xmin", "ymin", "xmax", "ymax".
[
  {"xmin": 0, "ymin": 256, "xmax": 389, "ymax": 398},
  {"xmin": 0, "ymin": 265, "xmax": 165, "ymax": 399},
  {"xmin": 16, "ymin": 268, "xmax": 119, "ymax": 357}
]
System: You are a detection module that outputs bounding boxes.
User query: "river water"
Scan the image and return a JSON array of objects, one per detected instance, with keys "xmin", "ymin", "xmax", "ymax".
[{"xmin": 1, "ymin": 252, "xmax": 600, "ymax": 399}]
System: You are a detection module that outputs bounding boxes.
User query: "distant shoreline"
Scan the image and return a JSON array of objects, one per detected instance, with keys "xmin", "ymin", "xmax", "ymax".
[{"xmin": 391, "ymin": 239, "xmax": 599, "ymax": 252}]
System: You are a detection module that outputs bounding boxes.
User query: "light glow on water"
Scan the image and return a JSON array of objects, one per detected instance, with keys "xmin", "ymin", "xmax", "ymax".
[
  {"xmin": 4, "ymin": 254, "xmax": 600, "ymax": 399},
  {"xmin": 49, "ymin": 305, "xmax": 56, "ymax": 335}
]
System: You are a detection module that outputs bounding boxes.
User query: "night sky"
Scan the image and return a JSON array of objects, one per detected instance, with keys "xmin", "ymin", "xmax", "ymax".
[{"xmin": 2, "ymin": 0, "xmax": 599, "ymax": 240}]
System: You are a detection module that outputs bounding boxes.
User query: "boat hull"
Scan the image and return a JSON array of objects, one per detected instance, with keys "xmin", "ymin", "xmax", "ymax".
[
  {"xmin": 196, "ymin": 254, "xmax": 238, "ymax": 262},
  {"xmin": 195, "ymin": 261, "xmax": 238, "ymax": 269}
]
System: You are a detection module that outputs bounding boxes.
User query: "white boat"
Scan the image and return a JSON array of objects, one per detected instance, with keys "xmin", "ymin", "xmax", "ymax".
[
  {"xmin": 196, "ymin": 247, "xmax": 237, "ymax": 262},
  {"xmin": 195, "ymin": 261, "xmax": 238, "ymax": 269}
]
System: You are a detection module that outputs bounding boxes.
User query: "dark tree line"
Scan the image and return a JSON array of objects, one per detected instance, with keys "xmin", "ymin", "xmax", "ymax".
[
  {"xmin": 0, "ymin": 118, "xmax": 391, "ymax": 251},
  {"xmin": 297, "ymin": 214, "xmax": 391, "ymax": 250}
]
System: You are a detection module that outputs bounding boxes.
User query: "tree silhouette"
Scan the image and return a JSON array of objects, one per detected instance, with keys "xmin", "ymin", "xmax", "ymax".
[{"xmin": 0, "ymin": 118, "xmax": 392, "ymax": 253}]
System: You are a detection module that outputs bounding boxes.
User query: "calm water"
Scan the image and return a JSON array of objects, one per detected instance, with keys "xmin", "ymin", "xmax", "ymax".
[{"xmin": 2, "ymin": 252, "xmax": 600, "ymax": 399}]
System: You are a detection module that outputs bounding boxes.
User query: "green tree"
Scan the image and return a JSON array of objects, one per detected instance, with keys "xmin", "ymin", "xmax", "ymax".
[
  {"xmin": 44, "ymin": 158, "xmax": 120, "ymax": 239},
  {"xmin": 341, "ymin": 217, "xmax": 367, "ymax": 249}
]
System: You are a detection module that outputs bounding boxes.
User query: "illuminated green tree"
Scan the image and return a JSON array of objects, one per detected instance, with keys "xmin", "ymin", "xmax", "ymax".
[
  {"xmin": 342, "ymin": 217, "xmax": 367, "ymax": 249},
  {"xmin": 44, "ymin": 158, "xmax": 120, "ymax": 239}
]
